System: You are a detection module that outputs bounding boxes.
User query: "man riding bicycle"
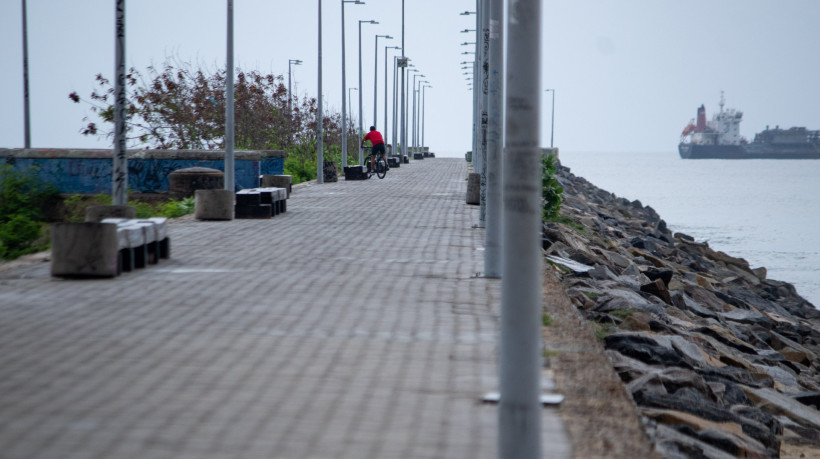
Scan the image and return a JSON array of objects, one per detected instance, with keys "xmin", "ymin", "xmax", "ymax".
[{"xmin": 361, "ymin": 126, "xmax": 386, "ymax": 173}]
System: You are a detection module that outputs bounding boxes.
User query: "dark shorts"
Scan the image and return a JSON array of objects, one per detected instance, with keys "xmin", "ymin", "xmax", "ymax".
[{"xmin": 371, "ymin": 143, "xmax": 386, "ymax": 156}]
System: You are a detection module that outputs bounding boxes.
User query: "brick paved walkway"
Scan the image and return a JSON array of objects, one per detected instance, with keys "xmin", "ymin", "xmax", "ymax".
[{"xmin": 0, "ymin": 158, "xmax": 570, "ymax": 459}]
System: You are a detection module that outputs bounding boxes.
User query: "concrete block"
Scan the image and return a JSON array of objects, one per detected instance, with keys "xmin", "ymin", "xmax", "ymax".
[
  {"xmin": 168, "ymin": 167, "xmax": 224, "ymax": 198},
  {"xmin": 344, "ymin": 165, "xmax": 368, "ymax": 181},
  {"xmin": 466, "ymin": 173, "xmax": 480, "ymax": 205},
  {"xmin": 387, "ymin": 157, "xmax": 401, "ymax": 168},
  {"xmin": 413, "ymin": 152, "xmax": 424, "ymax": 160},
  {"xmin": 235, "ymin": 204, "xmax": 272, "ymax": 219},
  {"xmin": 194, "ymin": 189, "xmax": 234, "ymax": 220},
  {"xmin": 260, "ymin": 175, "xmax": 292, "ymax": 197},
  {"xmin": 323, "ymin": 162, "xmax": 338, "ymax": 182},
  {"xmin": 85, "ymin": 205, "xmax": 137, "ymax": 222},
  {"xmin": 403, "ymin": 155, "xmax": 409, "ymax": 164},
  {"xmin": 51, "ymin": 222, "xmax": 119, "ymax": 277}
]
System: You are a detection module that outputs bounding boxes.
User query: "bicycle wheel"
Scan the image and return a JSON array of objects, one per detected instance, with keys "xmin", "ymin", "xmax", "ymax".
[{"xmin": 375, "ymin": 156, "xmax": 387, "ymax": 179}]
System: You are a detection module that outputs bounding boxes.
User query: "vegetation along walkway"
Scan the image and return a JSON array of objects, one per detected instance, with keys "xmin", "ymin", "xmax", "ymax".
[{"xmin": 0, "ymin": 158, "xmax": 571, "ymax": 458}]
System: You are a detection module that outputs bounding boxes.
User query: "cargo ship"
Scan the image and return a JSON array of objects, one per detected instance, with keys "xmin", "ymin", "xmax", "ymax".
[{"xmin": 679, "ymin": 93, "xmax": 820, "ymax": 159}]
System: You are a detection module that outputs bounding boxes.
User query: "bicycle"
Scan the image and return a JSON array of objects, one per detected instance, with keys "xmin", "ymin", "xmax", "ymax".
[{"xmin": 362, "ymin": 146, "xmax": 388, "ymax": 179}]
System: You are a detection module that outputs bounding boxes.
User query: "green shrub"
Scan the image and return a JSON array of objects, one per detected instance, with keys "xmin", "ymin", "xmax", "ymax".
[
  {"xmin": 541, "ymin": 153, "xmax": 563, "ymax": 220},
  {"xmin": 0, "ymin": 215, "xmax": 47, "ymax": 260},
  {"xmin": 0, "ymin": 166, "xmax": 59, "ymax": 261},
  {"xmin": 0, "ymin": 165, "xmax": 59, "ymax": 223}
]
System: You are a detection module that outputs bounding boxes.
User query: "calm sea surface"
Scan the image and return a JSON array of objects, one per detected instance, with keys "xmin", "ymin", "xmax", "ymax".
[{"xmin": 559, "ymin": 151, "xmax": 820, "ymax": 308}]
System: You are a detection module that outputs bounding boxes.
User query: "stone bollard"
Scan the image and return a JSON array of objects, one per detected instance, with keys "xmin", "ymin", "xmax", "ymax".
[
  {"xmin": 168, "ymin": 167, "xmax": 224, "ymax": 198},
  {"xmin": 466, "ymin": 173, "xmax": 480, "ymax": 205},
  {"xmin": 85, "ymin": 205, "xmax": 137, "ymax": 222},
  {"xmin": 194, "ymin": 189, "xmax": 235, "ymax": 220},
  {"xmin": 260, "ymin": 175, "xmax": 292, "ymax": 197},
  {"xmin": 51, "ymin": 222, "xmax": 119, "ymax": 277}
]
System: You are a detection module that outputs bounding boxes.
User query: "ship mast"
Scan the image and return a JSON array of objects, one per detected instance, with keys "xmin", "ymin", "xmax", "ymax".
[{"xmin": 719, "ymin": 90, "xmax": 725, "ymax": 114}]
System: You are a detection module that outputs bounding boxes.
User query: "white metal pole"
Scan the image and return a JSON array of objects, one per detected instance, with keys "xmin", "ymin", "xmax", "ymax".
[
  {"xmin": 316, "ymin": 0, "xmax": 324, "ymax": 184},
  {"xmin": 357, "ymin": 21, "xmax": 363, "ymax": 164},
  {"xmin": 22, "ymin": 0, "xmax": 31, "ymax": 149},
  {"xmin": 485, "ymin": 0, "xmax": 503, "ymax": 277},
  {"xmin": 499, "ymin": 0, "xmax": 542, "ymax": 456},
  {"xmin": 478, "ymin": 0, "xmax": 489, "ymax": 228},
  {"xmin": 341, "ymin": 1, "xmax": 348, "ymax": 166},
  {"xmin": 373, "ymin": 35, "xmax": 391, "ymax": 127},
  {"xmin": 392, "ymin": 56, "xmax": 398, "ymax": 154},
  {"xmin": 224, "ymin": 0, "xmax": 235, "ymax": 192},
  {"xmin": 400, "ymin": 0, "xmax": 406, "ymax": 160},
  {"xmin": 288, "ymin": 62, "xmax": 292, "ymax": 113},
  {"xmin": 112, "ymin": 0, "xmax": 127, "ymax": 205},
  {"xmin": 385, "ymin": 46, "xmax": 395, "ymax": 145}
]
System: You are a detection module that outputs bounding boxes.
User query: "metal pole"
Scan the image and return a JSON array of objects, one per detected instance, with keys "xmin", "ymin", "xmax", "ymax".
[
  {"xmin": 485, "ymin": 0, "xmax": 503, "ymax": 277},
  {"xmin": 288, "ymin": 63, "xmax": 292, "ymax": 113},
  {"xmin": 224, "ymin": 0, "xmax": 235, "ymax": 192},
  {"xmin": 22, "ymin": 0, "xmax": 31, "ymax": 148},
  {"xmin": 316, "ymin": 0, "xmax": 324, "ymax": 184},
  {"xmin": 341, "ymin": 0, "xmax": 348, "ymax": 166},
  {"xmin": 500, "ymin": 0, "xmax": 542, "ymax": 456},
  {"xmin": 373, "ymin": 35, "xmax": 391, "ymax": 128},
  {"xmin": 349, "ymin": 88, "xmax": 356, "ymax": 123},
  {"xmin": 358, "ymin": 21, "xmax": 363, "ymax": 165},
  {"xmin": 400, "ymin": 0, "xmax": 406, "ymax": 161},
  {"xmin": 479, "ymin": 0, "xmax": 489, "ymax": 228},
  {"xmin": 112, "ymin": 0, "xmax": 127, "ymax": 205},
  {"xmin": 392, "ymin": 56, "xmax": 398, "ymax": 155},
  {"xmin": 422, "ymin": 85, "xmax": 428, "ymax": 150},
  {"xmin": 385, "ymin": 47, "xmax": 396, "ymax": 147},
  {"xmin": 472, "ymin": 61, "xmax": 478, "ymax": 166},
  {"xmin": 551, "ymin": 89, "xmax": 555, "ymax": 148}
]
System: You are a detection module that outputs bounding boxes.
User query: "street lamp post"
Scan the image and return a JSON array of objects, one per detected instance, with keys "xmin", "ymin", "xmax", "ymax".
[
  {"xmin": 500, "ymin": 0, "xmax": 543, "ymax": 455},
  {"xmin": 411, "ymin": 73, "xmax": 424, "ymax": 154},
  {"xmin": 422, "ymin": 84, "xmax": 431, "ymax": 151},
  {"xmin": 341, "ymin": 0, "xmax": 364, "ymax": 167},
  {"xmin": 416, "ymin": 80, "xmax": 428, "ymax": 153},
  {"xmin": 358, "ymin": 19, "xmax": 378, "ymax": 165},
  {"xmin": 22, "ymin": 0, "xmax": 31, "ymax": 148},
  {"xmin": 288, "ymin": 59, "xmax": 302, "ymax": 113},
  {"xmin": 545, "ymin": 88, "xmax": 555, "ymax": 148},
  {"xmin": 113, "ymin": 0, "xmax": 128, "ymax": 204},
  {"xmin": 374, "ymin": 34, "xmax": 393, "ymax": 127},
  {"xmin": 385, "ymin": 45, "xmax": 401, "ymax": 149},
  {"xmin": 316, "ymin": 0, "xmax": 323, "ymax": 184}
]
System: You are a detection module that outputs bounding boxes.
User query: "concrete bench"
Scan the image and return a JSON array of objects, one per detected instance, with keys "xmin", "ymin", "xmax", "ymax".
[
  {"xmin": 51, "ymin": 217, "xmax": 170, "ymax": 277},
  {"xmin": 235, "ymin": 187, "xmax": 287, "ymax": 219}
]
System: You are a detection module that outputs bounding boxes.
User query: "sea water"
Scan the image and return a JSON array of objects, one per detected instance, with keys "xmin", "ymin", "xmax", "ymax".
[{"xmin": 560, "ymin": 151, "xmax": 820, "ymax": 308}]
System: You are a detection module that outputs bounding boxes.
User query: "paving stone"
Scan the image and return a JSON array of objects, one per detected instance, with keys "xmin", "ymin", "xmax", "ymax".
[{"xmin": 0, "ymin": 159, "xmax": 569, "ymax": 459}]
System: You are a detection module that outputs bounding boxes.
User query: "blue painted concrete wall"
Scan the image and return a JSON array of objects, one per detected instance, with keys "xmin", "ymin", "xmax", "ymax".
[{"xmin": 0, "ymin": 149, "xmax": 285, "ymax": 194}]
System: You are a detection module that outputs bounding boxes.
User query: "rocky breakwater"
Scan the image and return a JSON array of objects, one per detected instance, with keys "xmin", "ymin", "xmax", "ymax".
[{"xmin": 545, "ymin": 163, "xmax": 820, "ymax": 458}]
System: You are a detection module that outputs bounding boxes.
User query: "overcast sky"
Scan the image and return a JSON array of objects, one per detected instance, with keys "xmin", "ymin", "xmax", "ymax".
[{"xmin": 2, "ymin": 1, "xmax": 819, "ymax": 157}]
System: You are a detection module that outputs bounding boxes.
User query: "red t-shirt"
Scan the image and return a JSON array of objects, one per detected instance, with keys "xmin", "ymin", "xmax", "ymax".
[{"xmin": 363, "ymin": 130, "xmax": 384, "ymax": 145}]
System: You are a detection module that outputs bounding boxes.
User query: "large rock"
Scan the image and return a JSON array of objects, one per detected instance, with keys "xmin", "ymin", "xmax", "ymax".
[{"xmin": 744, "ymin": 387, "xmax": 820, "ymax": 430}]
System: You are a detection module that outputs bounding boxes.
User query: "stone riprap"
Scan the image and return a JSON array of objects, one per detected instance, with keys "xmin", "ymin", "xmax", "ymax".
[{"xmin": 547, "ymin": 162, "xmax": 820, "ymax": 458}]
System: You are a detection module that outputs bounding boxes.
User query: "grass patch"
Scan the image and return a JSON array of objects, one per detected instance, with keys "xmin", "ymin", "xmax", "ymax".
[
  {"xmin": 542, "ymin": 313, "xmax": 553, "ymax": 327},
  {"xmin": 608, "ymin": 309, "xmax": 635, "ymax": 320},
  {"xmin": 594, "ymin": 323, "xmax": 616, "ymax": 340}
]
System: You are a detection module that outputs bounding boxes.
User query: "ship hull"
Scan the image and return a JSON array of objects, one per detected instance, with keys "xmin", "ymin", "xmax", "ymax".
[{"xmin": 679, "ymin": 143, "xmax": 820, "ymax": 159}]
